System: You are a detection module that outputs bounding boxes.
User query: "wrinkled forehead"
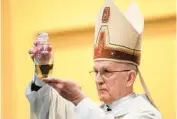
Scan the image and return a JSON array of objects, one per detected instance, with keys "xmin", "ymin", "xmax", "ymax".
[{"xmin": 94, "ymin": 60, "xmax": 126, "ymax": 70}]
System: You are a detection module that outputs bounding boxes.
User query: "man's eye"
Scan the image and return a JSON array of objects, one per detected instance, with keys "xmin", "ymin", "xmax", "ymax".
[
  {"xmin": 103, "ymin": 69, "xmax": 110, "ymax": 73},
  {"xmin": 102, "ymin": 69, "xmax": 113, "ymax": 78},
  {"xmin": 94, "ymin": 70, "xmax": 98, "ymax": 74}
]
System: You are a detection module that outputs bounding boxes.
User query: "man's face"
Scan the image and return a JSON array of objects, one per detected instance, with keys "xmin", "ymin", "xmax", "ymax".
[{"xmin": 93, "ymin": 60, "xmax": 130, "ymax": 103}]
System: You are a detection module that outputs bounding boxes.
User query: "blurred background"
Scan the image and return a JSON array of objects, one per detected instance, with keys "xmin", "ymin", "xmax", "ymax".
[{"xmin": 2, "ymin": 0, "xmax": 176, "ymax": 119}]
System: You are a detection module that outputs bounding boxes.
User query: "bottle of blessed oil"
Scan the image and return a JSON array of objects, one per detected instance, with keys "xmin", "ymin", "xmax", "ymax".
[{"xmin": 34, "ymin": 33, "xmax": 53, "ymax": 79}]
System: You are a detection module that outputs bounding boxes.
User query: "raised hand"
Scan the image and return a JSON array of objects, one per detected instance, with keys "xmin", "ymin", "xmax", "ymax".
[
  {"xmin": 43, "ymin": 77, "xmax": 86, "ymax": 105},
  {"xmin": 28, "ymin": 40, "xmax": 52, "ymax": 64}
]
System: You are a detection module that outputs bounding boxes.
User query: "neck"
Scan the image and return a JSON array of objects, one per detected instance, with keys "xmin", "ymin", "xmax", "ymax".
[
  {"xmin": 114, "ymin": 88, "xmax": 134, "ymax": 102},
  {"xmin": 115, "ymin": 91, "xmax": 134, "ymax": 102}
]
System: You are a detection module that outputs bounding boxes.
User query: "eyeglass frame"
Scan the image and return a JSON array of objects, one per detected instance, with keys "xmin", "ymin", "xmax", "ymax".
[{"xmin": 89, "ymin": 69, "xmax": 131, "ymax": 79}]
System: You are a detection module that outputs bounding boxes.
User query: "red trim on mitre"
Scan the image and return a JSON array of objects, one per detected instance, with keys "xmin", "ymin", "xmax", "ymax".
[{"xmin": 102, "ymin": 7, "xmax": 110, "ymax": 23}]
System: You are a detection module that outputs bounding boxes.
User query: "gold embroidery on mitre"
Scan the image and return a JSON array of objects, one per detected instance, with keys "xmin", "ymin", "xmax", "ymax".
[
  {"xmin": 94, "ymin": 25, "xmax": 141, "ymax": 65},
  {"xmin": 95, "ymin": 25, "xmax": 141, "ymax": 56}
]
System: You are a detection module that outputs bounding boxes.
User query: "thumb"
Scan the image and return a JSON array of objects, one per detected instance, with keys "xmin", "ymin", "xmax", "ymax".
[{"xmin": 47, "ymin": 83, "xmax": 63, "ymax": 94}]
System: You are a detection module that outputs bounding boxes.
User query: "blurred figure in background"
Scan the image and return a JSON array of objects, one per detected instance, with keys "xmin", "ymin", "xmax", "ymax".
[{"xmin": 25, "ymin": 0, "xmax": 162, "ymax": 119}]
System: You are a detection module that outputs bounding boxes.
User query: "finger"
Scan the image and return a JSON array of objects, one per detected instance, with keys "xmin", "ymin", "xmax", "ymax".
[
  {"xmin": 47, "ymin": 44, "xmax": 52, "ymax": 52},
  {"xmin": 51, "ymin": 84, "xmax": 62, "ymax": 94},
  {"xmin": 43, "ymin": 78, "xmax": 64, "ymax": 84},
  {"xmin": 33, "ymin": 40, "xmax": 44, "ymax": 47},
  {"xmin": 46, "ymin": 82, "xmax": 56, "ymax": 87},
  {"xmin": 49, "ymin": 83, "xmax": 63, "ymax": 89},
  {"xmin": 30, "ymin": 54, "xmax": 35, "ymax": 58},
  {"xmin": 43, "ymin": 79, "xmax": 56, "ymax": 84},
  {"xmin": 33, "ymin": 40, "xmax": 38, "ymax": 46},
  {"xmin": 28, "ymin": 48, "xmax": 35, "ymax": 54},
  {"xmin": 41, "ymin": 50, "xmax": 50, "ymax": 55},
  {"xmin": 42, "ymin": 44, "xmax": 52, "ymax": 52},
  {"xmin": 43, "ymin": 79, "xmax": 62, "ymax": 84},
  {"xmin": 46, "ymin": 82, "xmax": 62, "ymax": 92},
  {"xmin": 36, "ymin": 45, "xmax": 43, "ymax": 52},
  {"xmin": 29, "ymin": 48, "xmax": 37, "ymax": 58}
]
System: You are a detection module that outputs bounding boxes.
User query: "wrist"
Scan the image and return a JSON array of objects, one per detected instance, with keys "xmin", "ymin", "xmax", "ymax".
[
  {"xmin": 73, "ymin": 94, "xmax": 86, "ymax": 106},
  {"xmin": 33, "ymin": 73, "xmax": 45, "ymax": 86}
]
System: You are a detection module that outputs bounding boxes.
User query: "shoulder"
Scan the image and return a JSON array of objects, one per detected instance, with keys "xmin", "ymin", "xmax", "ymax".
[
  {"xmin": 122, "ymin": 110, "xmax": 162, "ymax": 119},
  {"xmin": 123, "ymin": 94, "xmax": 162, "ymax": 119}
]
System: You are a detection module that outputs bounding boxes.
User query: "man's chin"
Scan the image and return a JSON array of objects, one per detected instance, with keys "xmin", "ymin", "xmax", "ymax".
[{"xmin": 98, "ymin": 95, "xmax": 111, "ymax": 103}]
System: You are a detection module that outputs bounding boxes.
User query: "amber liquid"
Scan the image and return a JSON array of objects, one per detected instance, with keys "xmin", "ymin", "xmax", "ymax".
[{"xmin": 35, "ymin": 64, "xmax": 53, "ymax": 79}]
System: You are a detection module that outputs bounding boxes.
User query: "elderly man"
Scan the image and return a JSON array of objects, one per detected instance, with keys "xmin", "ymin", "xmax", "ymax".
[{"xmin": 26, "ymin": 0, "xmax": 162, "ymax": 119}]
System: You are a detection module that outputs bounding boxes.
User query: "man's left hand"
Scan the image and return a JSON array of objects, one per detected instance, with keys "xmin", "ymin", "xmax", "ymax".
[{"xmin": 43, "ymin": 77, "xmax": 86, "ymax": 105}]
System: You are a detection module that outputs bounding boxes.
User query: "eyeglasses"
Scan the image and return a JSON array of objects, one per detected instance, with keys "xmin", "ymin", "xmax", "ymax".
[{"xmin": 89, "ymin": 69, "xmax": 131, "ymax": 79}]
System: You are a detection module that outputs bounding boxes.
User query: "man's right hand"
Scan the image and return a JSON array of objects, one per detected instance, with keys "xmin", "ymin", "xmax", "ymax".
[
  {"xmin": 28, "ymin": 40, "xmax": 53, "ymax": 89},
  {"xmin": 28, "ymin": 40, "xmax": 52, "ymax": 63}
]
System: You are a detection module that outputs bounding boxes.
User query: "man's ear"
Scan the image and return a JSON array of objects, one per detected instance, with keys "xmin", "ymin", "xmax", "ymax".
[{"xmin": 125, "ymin": 70, "xmax": 136, "ymax": 87}]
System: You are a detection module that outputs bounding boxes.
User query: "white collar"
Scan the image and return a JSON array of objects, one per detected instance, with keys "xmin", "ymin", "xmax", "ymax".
[
  {"xmin": 102, "ymin": 93, "xmax": 137, "ymax": 116},
  {"xmin": 106, "ymin": 93, "xmax": 136, "ymax": 110}
]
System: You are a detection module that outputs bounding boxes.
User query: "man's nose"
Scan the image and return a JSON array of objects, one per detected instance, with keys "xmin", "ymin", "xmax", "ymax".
[{"xmin": 95, "ymin": 73, "xmax": 104, "ymax": 84}]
